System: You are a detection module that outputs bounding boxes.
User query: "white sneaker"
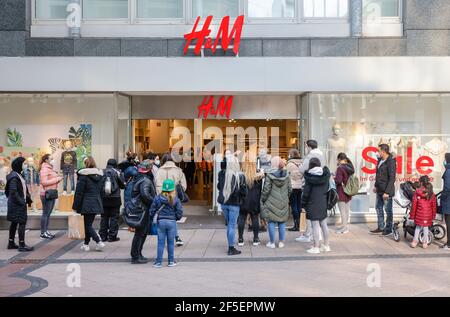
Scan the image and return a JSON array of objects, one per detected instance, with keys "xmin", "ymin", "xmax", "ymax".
[
  {"xmin": 238, "ymin": 241, "xmax": 244, "ymax": 247},
  {"xmin": 168, "ymin": 262, "xmax": 177, "ymax": 267},
  {"xmin": 278, "ymin": 242, "xmax": 285, "ymax": 249},
  {"xmin": 295, "ymin": 235, "xmax": 312, "ymax": 243},
  {"xmin": 336, "ymin": 228, "xmax": 349, "ymax": 234},
  {"xmin": 266, "ymin": 242, "xmax": 276, "ymax": 249},
  {"xmin": 95, "ymin": 241, "xmax": 105, "ymax": 251},
  {"xmin": 320, "ymin": 244, "xmax": 331, "ymax": 253},
  {"xmin": 80, "ymin": 244, "xmax": 90, "ymax": 252},
  {"xmin": 306, "ymin": 247, "xmax": 320, "ymax": 254}
]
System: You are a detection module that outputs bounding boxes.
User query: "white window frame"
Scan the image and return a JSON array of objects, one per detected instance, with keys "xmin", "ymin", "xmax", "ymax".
[
  {"xmin": 81, "ymin": 0, "xmax": 131, "ymax": 25},
  {"xmin": 362, "ymin": 0, "xmax": 402, "ymax": 24},
  {"xmin": 133, "ymin": 0, "xmax": 187, "ymax": 25},
  {"xmin": 245, "ymin": 0, "xmax": 298, "ymax": 24},
  {"xmin": 32, "ymin": 0, "xmax": 72, "ymax": 25},
  {"xmin": 301, "ymin": 0, "xmax": 350, "ymax": 24},
  {"xmin": 188, "ymin": 0, "xmax": 243, "ymax": 24}
]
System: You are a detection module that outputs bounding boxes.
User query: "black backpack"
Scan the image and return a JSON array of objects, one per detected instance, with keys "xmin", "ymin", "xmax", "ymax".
[
  {"xmin": 123, "ymin": 178, "xmax": 147, "ymax": 229},
  {"xmin": 327, "ymin": 188, "xmax": 338, "ymax": 211},
  {"xmin": 103, "ymin": 168, "xmax": 119, "ymax": 196}
]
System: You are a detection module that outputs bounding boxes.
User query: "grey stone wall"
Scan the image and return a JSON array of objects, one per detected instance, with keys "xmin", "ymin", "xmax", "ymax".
[{"xmin": 1, "ymin": 0, "xmax": 450, "ymax": 57}]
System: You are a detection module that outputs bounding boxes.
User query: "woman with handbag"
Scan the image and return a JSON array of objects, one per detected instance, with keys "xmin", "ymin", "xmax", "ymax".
[
  {"xmin": 39, "ymin": 154, "xmax": 63, "ymax": 239},
  {"xmin": 149, "ymin": 179, "xmax": 183, "ymax": 268},
  {"xmin": 155, "ymin": 153, "xmax": 187, "ymax": 247}
]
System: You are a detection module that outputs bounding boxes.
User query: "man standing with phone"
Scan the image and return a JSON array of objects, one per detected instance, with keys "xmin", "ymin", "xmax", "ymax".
[{"xmin": 370, "ymin": 144, "xmax": 397, "ymax": 236}]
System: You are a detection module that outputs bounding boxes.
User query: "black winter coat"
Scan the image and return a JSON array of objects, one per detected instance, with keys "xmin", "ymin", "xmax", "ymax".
[
  {"xmin": 241, "ymin": 179, "xmax": 263, "ymax": 214},
  {"xmin": 301, "ymin": 167, "xmax": 331, "ymax": 222},
  {"xmin": 5, "ymin": 172, "xmax": 32, "ymax": 224},
  {"xmin": 129, "ymin": 173, "xmax": 157, "ymax": 213},
  {"xmin": 375, "ymin": 155, "xmax": 397, "ymax": 197},
  {"xmin": 441, "ymin": 164, "xmax": 450, "ymax": 215},
  {"xmin": 102, "ymin": 166, "xmax": 125, "ymax": 208},
  {"xmin": 73, "ymin": 168, "xmax": 105, "ymax": 215},
  {"xmin": 217, "ymin": 171, "xmax": 247, "ymax": 206}
]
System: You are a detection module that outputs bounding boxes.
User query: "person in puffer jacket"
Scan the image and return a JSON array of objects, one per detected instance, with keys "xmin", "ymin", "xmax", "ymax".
[
  {"xmin": 261, "ymin": 156, "xmax": 292, "ymax": 249},
  {"xmin": 410, "ymin": 176, "xmax": 437, "ymax": 249},
  {"xmin": 149, "ymin": 179, "xmax": 183, "ymax": 268}
]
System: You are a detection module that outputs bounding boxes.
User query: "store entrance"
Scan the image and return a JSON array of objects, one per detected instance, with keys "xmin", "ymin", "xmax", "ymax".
[{"xmin": 132, "ymin": 118, "xmax": 300, "ymax": 208}]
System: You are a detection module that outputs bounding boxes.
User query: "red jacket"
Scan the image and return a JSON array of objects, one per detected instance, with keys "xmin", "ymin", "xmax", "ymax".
[{"xmin": 410, "ymin": 188, "xmax": 437, "ymax": 227}]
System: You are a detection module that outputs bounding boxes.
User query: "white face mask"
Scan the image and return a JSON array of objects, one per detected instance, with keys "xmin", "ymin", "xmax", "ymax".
[
  {"xmin": 154, "ymin": 159, "xmax": 160, "ymax": 166},
  {"xmin": 50, "ymin": 159, "xmax": 56, "ymax": 166}
]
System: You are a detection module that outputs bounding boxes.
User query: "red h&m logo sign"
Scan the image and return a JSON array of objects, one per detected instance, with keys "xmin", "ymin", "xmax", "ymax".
[
  {"xmin": 197, "ymin": 96, "xmax": 234, "ymax": 119},
  {"xmin": 184, "ymin": 15, "xmax": 244, "ymax": 56}
]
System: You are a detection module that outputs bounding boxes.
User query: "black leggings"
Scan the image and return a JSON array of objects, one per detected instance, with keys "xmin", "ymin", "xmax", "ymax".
[
  {"xmin": 83, "ymin": 214, "xmax": 100, "ymax": 245},
  {"xmin": 446, "ymin": 214, "xmax": 450, "ymax": 247},
  {"xmin": 9, "ymin": 222, "xmax": 26, "ymax": 243},
  {"xmin": 238, "ymin": 209, "xmax": 259, "ymax": 241}
]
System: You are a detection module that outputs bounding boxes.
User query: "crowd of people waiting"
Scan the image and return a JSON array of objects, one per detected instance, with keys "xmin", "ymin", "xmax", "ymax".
[{"xmin": 4, "ymin": 140, "xmax": 450, "ymax": 266}]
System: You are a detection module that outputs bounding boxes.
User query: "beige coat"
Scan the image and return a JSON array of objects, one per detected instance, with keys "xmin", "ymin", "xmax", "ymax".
[
  {"xmin": 155, "ymin": 161, "xmax": 187, "ymax": 194},
  {"xmin": 286, "ymin": 158, "xmax": 304, "ymax": 189}
]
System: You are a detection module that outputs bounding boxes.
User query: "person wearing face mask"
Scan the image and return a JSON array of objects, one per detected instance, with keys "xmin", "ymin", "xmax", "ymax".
[
  {"xmin": 5, "ymin": 157, "xmax": 34, "ymax": 252},
  {"xmin": 370, "ymin": 144, "xmax": 397, "ymax": 236},
  {"xmin": 39, "ymin": 154, "xmax": 63, "ymax": 239},
  {"xmin": 296, "ymin": 140, "xmax": 325, "ymax": 243},
  {"xmin": 440, "ymin": 153, "xmax": 450, "ymax": 250}
]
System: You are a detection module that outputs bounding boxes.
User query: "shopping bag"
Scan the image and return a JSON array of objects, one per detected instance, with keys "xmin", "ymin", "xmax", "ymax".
[
  {"xmin": 68, "ymin": 213, "xmax": 85, "ymax": 240},
  {"xmin": 149, "ymin": 223, "xmax": 158, "ymax": 236},
  {"xmin": 300, "ymin": 212, "xmax": 307, "ymax": 232}
]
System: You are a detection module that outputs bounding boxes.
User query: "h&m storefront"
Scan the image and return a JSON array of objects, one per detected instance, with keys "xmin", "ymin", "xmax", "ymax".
[{"xmin": 1, "ymin": 56, "xmax": 450, "ymax": 224}]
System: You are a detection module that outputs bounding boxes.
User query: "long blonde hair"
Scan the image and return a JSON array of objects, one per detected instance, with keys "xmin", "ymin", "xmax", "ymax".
[
  {"xmin": 241, "ymin": 161, "xmax": 262, "ymax": 189},
  {"xmin": 223, "ymin": 156, "xmax": 241, "ymax": 202},
  {"xmin": 162, "ymin": 190, "xmax": 177, "ymax": 206}
]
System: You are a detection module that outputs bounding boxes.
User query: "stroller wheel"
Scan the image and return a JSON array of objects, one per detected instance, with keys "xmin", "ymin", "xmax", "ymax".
[
  {"xmin": 393, "ymin": 229, "xmax": 400, "ymax": 242},
  {"xmin": 419, "ymin": 230, "xmax": 434, "ymax": 245},
  {"xmin": 431, "ymin": 224, "xmax": 446, "ymax": 240}
]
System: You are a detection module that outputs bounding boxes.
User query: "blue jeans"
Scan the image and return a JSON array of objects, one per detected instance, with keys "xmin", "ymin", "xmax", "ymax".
[
  {"xmin": 156, "ymin": 220, "xmax": 177, "ymax": 264},
  {"xmin": 63, "ymin": 171, "xmax": 75, "ymax": 192},
  {"xmin": 40, "ymin": 196, "xmax": 56, "ymax": 234},
  {"xmin": 375, "ymin": 193, "xmax": 393, "ymax": 232},
  {"xmin": 289, "ymin": 189, "xmax": 302, "ymax": 222},
  {"xmin": 268, "ymin": 222, "xmax": 286, "ymax": 243},
  {"xmin": 221, "ymin": 204, "xmax": 240, "ymax": 247}
]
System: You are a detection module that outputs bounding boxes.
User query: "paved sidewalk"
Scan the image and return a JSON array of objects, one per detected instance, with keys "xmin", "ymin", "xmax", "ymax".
[{"xmin": 1, "ymin": 223, "xmax": 449, "ymax": 297}]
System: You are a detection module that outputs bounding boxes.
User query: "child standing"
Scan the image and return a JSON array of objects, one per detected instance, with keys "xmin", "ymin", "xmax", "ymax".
[
  {"xmin": 150, "ymin": 179, "xmax": 183, "ymax": 267},
  {"xmin": 410, "ymin": 176, "xmax": 437, "ymax": 249}
]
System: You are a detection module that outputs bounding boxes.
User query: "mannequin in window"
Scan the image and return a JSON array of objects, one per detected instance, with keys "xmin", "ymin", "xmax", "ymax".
[
  {"xmin": 327, "ymin": 124, "xmax": 347, "ymax": 173},
  {"xmin": 0, "ymin": 157, "xmax": 10, "ymax": 190},
  {"xmin": 423, "ymin": 137, "xmax": 449, "ymax": 174},
  {"xmin": 60, "ymin": 140, "xmax": 78, "ymax": 195}
]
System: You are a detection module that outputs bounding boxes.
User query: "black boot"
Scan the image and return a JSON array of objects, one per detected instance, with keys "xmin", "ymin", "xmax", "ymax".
[
  {"xmin": 288, "ymin": 219, "xmax": 300, "ymax": 232},
  {"xmin": 227, "ymin": 246, "xmax": 241, "ymax": 256},
  {"xmin": 7, "ymin": 239, "xmax": 19, "ymax": 250},
  {"xmin": 18, "ymin": 242, "xmax": 34, "ymax": 252}
]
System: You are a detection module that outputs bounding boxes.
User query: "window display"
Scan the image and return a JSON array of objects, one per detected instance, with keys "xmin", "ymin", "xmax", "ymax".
[
  {"xmin": 0, "ymin": 94, "xmax": 120, "ymax": 215},
  {"xmin": 310, "ymin": 93, "xmax": 450, "ymax": 214}
]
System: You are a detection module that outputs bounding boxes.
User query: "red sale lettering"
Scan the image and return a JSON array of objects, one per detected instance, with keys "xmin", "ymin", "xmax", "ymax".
[
  {"xmin": 361, "ymin": 146, "xmax": 378, "ymax": 174},
  {"xmin": 197, "ymin": 96, "xmax": 234, "ymax": 119},
  {"xmin": 184, "ymin": 15, "xmax": 244, "ymax": 56},
  {"xmin": 361, "ymin": 146, "xmax": 435, "ymax": 175},
  {"xmin": 416, "ymin": 156, "xmax": 434, "ymax": 175}
]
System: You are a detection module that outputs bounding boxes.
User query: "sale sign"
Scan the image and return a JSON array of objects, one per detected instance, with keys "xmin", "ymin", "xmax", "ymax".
[
  {"xmin": 361, "ymin": 146, "xmax": 434, "ymax": 175},
  {"xmin": 184, "ymin": 15, "xmax": 245, "ymax": 56}
]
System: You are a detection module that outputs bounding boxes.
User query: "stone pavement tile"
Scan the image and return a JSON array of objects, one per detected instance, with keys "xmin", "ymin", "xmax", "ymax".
[
  {"xmin": 0, "ymin": 230, "xmax": 43, "ymax": 261},
  {"xmin": 178, "ymin": 229, "xmax": 215, "ymax": 258}
]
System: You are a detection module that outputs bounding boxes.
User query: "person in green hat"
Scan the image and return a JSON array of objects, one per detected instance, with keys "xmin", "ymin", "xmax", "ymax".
[{"xmin": 149, "ymin": 178, "xmax": 183, "ymax": 268}]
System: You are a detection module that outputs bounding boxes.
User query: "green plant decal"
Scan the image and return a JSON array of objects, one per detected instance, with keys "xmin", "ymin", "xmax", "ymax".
[{"xmin": 6, "ymin": 128, "xmax": 23, "ymax": 147}]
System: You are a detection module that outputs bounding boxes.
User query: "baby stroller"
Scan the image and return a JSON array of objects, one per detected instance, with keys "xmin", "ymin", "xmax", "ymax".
[{"xmin": 393, "ymin": 182, "xmax": 446, "ymax": 244}]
